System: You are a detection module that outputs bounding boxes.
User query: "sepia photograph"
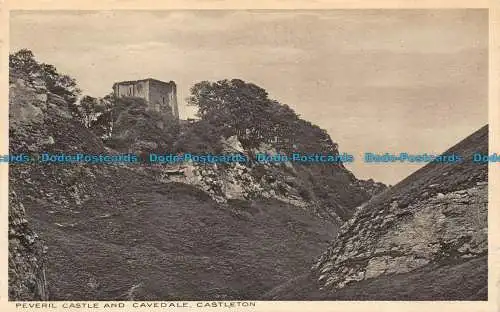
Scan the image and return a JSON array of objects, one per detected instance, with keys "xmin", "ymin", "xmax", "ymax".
[{"xmin": 7, "ymin": 8, "xmax": 489, "ymax": 304}]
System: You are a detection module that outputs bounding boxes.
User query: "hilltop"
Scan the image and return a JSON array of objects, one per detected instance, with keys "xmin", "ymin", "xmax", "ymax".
[{"xmin": 8, "ymin": 51, "xmax": 385, "ymax": 300}]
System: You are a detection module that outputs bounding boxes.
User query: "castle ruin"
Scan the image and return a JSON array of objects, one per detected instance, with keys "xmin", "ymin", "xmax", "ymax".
[{"xmin": 112, "ymin": 78, "xmax": 179, "ymax": 120}]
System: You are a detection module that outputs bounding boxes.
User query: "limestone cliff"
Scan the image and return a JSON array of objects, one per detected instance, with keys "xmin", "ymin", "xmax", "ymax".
[
  {"xmin": 8, "ymin": 74, "xmax": 106, "ymax": 300},
  {"xmin": 8, "ymin": 76, "xmax": 59, "ymax": 301},
  {"xmin": 310, "ymin": 125, "xmax": 488, "ymax": 299},
  {"xmin": 9, "ymin": 190, "xmax": 48, "ymax": 301}
]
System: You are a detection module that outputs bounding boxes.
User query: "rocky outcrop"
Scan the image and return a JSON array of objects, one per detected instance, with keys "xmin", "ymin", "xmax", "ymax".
[
  {"xmin": 9, "ymin": 190, "xmax": 48, "ymax": 301},
  {"xmin": 8, "ymin": 77, "xmax": 57, "ymax": 301},
  {"xmin": 159, "ymin": 136, "xmax": 387, "ymax": 223},
  {"xmin": 314, "ymin": 185, "xmax": 487, "ymax": 289},
  {"xmin": 312, "ymin": 125, "xmax": 488, "ymax": 297},
  {"xmin": 8, "ymin": 75, "xmax": 107, "ymax": 300},
  {"xmin": 166, "ymin": 138, "xmax": 305, "ymax": 203},
  {"xmin": 168, "ymin": 160, "xmax": 312, "ymax": 208}
]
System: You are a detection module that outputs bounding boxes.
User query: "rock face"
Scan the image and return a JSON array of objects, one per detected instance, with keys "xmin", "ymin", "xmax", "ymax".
[
  {"xmin": 166, "ymin": 139, "xmax": 315, "ymax": 207},
  {"xmin": 8, "ymin": 75, "xmax": 105, "ymax": 300},
  {"xmin": 162, "ymin": 135, "xmax": 387, "ymax": 223},
  {"xmin": 9, "ymin": 190, "xmax": 48, "ymax": 301},
  {"xmin": 8, "ymin": 76, "xmax": 67, "ymax": 301},
  {"xmin": 315, "ymin": 185, "xmax": 487, "ymax": 288},
  {"xmin": 311, "ymin": 125, "xmax": 488, "ymax": 299}
]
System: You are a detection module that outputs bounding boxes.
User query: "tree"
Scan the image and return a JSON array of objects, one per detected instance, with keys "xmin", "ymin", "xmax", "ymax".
[
  {"xmin": 78, "ymin": 95, "xmax": 99, "ymax": 128},
  {"xmin": 185, "ymin": 78, "xmax": 340, "ymax": 154},
  {"xmin": 9, "ymin": 49, "xmax": 39, "ymax": 80},
  {"xmin": 187, "ymin": 79, "xmax": 291, "ymax": 148},
  {"xmin": 9, "ymin": 49, "xmax": 81, "ymax": 105},
  {"xmin": 88, "ymin": 93, "xmax": 116, "ymax": 139}
]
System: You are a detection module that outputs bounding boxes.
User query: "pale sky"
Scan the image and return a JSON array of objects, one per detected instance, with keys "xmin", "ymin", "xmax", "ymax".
[{"xmin": 10, "ymin": 10, "xmax": 488, "ymax": 185}]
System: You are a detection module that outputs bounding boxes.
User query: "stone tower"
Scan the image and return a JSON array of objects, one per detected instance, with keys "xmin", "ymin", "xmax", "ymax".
[{"xmin": 112, "ymin": 78, "xmax": 179, "ymax": 120}]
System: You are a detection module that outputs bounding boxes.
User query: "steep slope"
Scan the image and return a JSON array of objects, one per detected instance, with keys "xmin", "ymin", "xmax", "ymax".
[
  {"xmin": 9, "ymin": 77, "xmax": 342, "ymax": 300},
  {"xmin": 264, "ymin": 125, "xmax": 488, "ymax": 300}
]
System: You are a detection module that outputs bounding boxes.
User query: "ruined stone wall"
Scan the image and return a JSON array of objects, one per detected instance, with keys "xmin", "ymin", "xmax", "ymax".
[
  {"xmin": 148, "ymin": 80, "xmax": 178, "ymax": 120},
  {"xmin": 114, "ymin": 79, "xmax": 178, "ymax": 121},
  {"xmin": 114, "ymin": 80, "xmax": 149, "ymax": 101}
]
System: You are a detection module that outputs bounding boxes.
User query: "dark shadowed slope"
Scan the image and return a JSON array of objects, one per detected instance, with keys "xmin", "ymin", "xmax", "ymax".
[
  {"xmin": 262, "ymin": 256, "xmax": 487, "ymax": 300},
  {"xmin": 264, "ymin": 125, "xmax": 488, "ymax": 301},
  {"xmin": 25, "ymin": 178, "xmax": 337, "ymax": 300}
]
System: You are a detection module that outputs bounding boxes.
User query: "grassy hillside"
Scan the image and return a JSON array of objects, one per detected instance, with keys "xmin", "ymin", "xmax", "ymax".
[
  {"xmin": 9, "ymin": 76, "xmax": 338, "ymax": 300},
  {"xmin": 25, "ymin": 178, "xmax": 337, "ymax": 300}
]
